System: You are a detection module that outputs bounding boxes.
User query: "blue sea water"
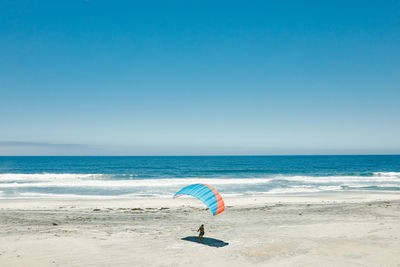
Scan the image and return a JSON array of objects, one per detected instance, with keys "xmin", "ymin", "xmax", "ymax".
[{"xmin": 0, "ymin": 156, "xmax": 399, "ymax": 199}]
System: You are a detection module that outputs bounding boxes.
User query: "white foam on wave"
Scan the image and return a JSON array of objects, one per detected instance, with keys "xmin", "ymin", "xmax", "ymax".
[
  {"xmin": 265, "ymin": 184, "xmax": 400, "ymax": 194},
  {"xmin": 373, "ymin": 172, "xmax": 400, "ymax": 177},
  {"xmin": 1, "ymin": 172, "xmax": 399, "ymax": 188},
  {"xmin": 5, "ymin": 192, "xmax": 164, "ymax": 199},
  {"xmin": 0, "ymin": 173, "xmax": 108, "ymax": 182},
  {"xmin": 1, "ymin": 172, "xmax": 399, "ymax": 183},
  {"xmin": 1, "ymin": 172, "xmax": 399, "ymax": 199},
  {"xmin": 340, "ymin": 183, "xmax": 400, "ymax": 189},
  {"xmin": 0, "ymin": 177, "xmax": 274, "ymax": 188},
  {"xmin": 0, "ymin": 191, "xmax": 248, "ymax": 200},
  {"xmin": 278, "ymin": 174, "xmax": 400, "ymax": 183}
]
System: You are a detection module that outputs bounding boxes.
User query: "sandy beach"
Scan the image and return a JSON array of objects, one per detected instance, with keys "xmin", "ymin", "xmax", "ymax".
[{"xmin": 1, "ymin": 193, "xmax": 399, "ymax": 267}]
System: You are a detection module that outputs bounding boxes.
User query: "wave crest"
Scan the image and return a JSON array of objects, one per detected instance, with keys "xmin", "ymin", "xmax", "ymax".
[{"xmin": 0, "ymin": 172, "xmax": 399, "ymax": 199}]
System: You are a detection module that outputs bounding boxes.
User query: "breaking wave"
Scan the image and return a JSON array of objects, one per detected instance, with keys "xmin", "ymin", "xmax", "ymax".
[{"xmin": 0, "ymin": 172, "xmax": 399, "ymax": 199}]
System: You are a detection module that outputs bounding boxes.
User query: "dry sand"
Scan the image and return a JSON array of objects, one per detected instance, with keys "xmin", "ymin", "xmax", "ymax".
[{"xmin": 1, "ymin": 193, "xmax": 400, "ymax": 266}]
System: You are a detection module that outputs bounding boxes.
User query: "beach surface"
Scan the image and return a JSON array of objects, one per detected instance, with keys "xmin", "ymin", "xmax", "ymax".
[{"xmin": 1, "ymin": 193, "xmax": 400, "ymax": 267}]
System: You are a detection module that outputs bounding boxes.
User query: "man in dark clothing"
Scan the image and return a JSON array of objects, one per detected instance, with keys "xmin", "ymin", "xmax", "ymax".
[{"xmin": 197, "ymin": 224, "xmax": 205, "ymax": 243}]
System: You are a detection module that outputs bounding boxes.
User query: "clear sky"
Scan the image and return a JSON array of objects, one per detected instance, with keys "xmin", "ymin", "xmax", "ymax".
[{"xmin": 1, "ymin": 0, "xmax": 399, "ymax": 155}]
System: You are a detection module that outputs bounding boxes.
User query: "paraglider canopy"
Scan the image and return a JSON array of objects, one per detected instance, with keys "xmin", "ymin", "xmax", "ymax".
[{"xmin": 173, "ymin": 184, "xmax": 225, "ymax": 216}]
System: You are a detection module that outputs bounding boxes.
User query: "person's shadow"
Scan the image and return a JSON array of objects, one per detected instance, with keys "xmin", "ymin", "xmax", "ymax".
[{"xmin": 181, "ymin": 236, "xmax": 229, "ymax": 248}]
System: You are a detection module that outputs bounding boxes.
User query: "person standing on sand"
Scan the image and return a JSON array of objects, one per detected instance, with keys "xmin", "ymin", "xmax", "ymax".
[{"xmin": 197, "ymin": 224, "xmax": 205, "ymax": 243}]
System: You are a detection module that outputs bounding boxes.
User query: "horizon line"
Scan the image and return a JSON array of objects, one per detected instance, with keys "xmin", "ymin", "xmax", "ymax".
[{"xmin": 0, "ymin": 154, "xmax": 399, "ymax": 157}]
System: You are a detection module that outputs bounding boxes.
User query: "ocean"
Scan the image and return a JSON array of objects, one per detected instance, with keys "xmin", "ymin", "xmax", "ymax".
[{"xmin": 0, "ymin": 155, "xmax": 399, "ymax": 199}]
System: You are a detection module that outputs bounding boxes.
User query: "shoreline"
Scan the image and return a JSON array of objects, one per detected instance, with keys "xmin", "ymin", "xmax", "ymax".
[{"xmin": 1, "ymin": 191, "xmax": 400, "ymax": 208}]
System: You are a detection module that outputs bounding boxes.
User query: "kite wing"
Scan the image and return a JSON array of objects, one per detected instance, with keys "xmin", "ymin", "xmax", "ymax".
[{"xmin": 173, "ymin": 183, "xmax": 225, "ymax": 216}]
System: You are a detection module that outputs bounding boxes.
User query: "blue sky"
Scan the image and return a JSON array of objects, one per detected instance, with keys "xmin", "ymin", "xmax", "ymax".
[{"xmin": 1, "ymin": 0, "xmax": 399, "ymax": 155}]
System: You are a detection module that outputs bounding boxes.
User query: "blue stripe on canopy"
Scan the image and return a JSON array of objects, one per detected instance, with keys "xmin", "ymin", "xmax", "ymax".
[{"xmin": 173, "ymin": 184, "xmax": 218, "ymax": 215}]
